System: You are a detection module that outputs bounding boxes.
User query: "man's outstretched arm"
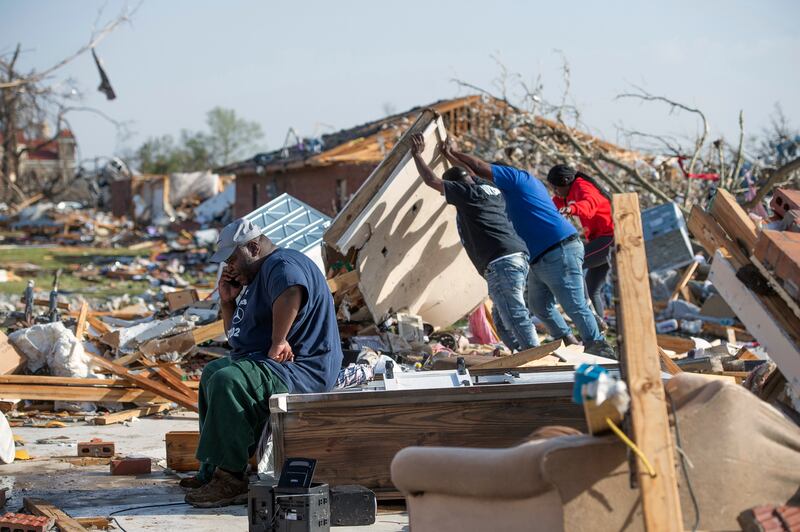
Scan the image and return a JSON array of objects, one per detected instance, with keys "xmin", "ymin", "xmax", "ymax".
[
  {"xmin": 441, "ymin": 137, "xmax": 493, "ymax": 180},
  {"xmin": 410, "ymin": 133, "xmax": 444, "ymax": 193}
]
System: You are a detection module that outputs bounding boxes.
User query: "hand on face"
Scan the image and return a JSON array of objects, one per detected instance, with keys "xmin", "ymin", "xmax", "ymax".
[
  {"xmin": 219, "ymin": 264, "xmax": 244, "ymax": 303},
  {"xmin": 268, "ymin": 339, "xmax": 294, "ymax": 363}
]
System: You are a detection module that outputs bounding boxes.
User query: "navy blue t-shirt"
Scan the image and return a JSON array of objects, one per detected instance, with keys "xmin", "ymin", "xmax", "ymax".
[
  {"xmin": 227, "ymin": 248, "xmax": 343, "ymax": 394},
  {"xmin": 491, "ymin": 164, "xmax": 577, "ymax": 260}
]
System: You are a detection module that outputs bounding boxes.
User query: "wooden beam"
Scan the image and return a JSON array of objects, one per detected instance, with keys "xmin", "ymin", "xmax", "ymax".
[
  {"xmin": 471, "ymin": 340, "xmax": 563, "ymax": 370},
  {"xmin": 191, "ymin": 320, "xmax": 225, "ymax": 345},
  {"xmin": 88, "ymin": 354, "xmax": 198, "ymax": 411},
  {"xmin": 75, "ymin": 517, "xmax": 111, "ymax": 529},
  {"xmin": 94, "ymin": 404, "xmax": 172, "ymax": 425},
  {"xmin": 87, "ymin": 316, "xmax": 111, "ymax": 336},
  {"xmin": 326, "ymin": 270, "xmax": 359, "ymax": 293},
  {"xmin": 709, "ymin": 188, "xmax": 758, "ymax": 254},
  {"xmin": 0, "ymin": 375, "xmax": 135, "ymax": 387},
  {"xmin": 657, "ymin": 347, "xmax": 683, "ymax": 375},
  {"xmin": 668, "ymin": 261, "xmax": 699, "ymax": 302},
  {"xmin": 686, "ymin": 205, "xmax": 748, "ymax": 267},
  {"xmin": 140, "ymin": 358, "xmax": 198, "ymax": 402},
  {"xmin": 21, "ymin": 297, "xmax": 70, "ymax": 310},
  {"xmin": 23, "ymin": 497, "xmax": 88, "ymax": 532},
  {"xmin": 655, "ymin": 334, "xmax": 695, "ymax": 354},
  {"xmin": 0, "ymin": 384, "xmax": 166, "ymax": 403},
  {"xmin": 74, "ymin": 301, "xmax": 89, "ymax": 339},
  {"xmin": 612, "ymin": 193, "xmax": 683, "ymax": 531}
]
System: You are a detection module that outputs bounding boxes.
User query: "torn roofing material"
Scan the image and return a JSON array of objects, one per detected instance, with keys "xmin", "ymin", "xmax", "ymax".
[
  {"xmin": 246, "ymin": 193, "xmax": 331, "ymax": 272},
  {"xmin": 324, "ymin": 110, "xmax": 487, "ymax": 328}
]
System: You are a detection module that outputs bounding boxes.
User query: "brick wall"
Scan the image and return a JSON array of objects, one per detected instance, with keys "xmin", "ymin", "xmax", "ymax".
[{"xmin": 234, "ymin": 163, "xmax": 374, "ymax": 217}]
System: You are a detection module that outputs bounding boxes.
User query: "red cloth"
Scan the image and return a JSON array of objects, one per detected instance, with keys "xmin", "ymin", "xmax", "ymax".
[{"xmin": 552, "ymin": 177, "xmax": 614, "ymax": 241}]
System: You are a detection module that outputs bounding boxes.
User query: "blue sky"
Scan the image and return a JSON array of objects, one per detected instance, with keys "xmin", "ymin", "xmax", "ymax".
[{"xmin": 1, "ymin": 0, "xmax": 798, "ymax": 165}]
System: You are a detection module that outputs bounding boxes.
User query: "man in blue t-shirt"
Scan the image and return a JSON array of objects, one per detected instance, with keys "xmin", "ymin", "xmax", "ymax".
[
  {"xmin": 183, "ymin": 218, "xmax": 343, "ymax": 508},
  {"xmin": 440, "ymin": 138, "xmax": 614, "ymax": 358}
]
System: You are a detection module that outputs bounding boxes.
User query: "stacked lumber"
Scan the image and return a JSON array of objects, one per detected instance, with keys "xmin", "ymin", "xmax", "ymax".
[{"xmin": 688, "ymin": 188, "xmax": 800, "ymax": 395}]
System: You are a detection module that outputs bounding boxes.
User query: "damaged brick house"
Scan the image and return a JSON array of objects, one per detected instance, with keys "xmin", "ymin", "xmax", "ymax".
[
  {"xmin": 220, "ymin": 95, "xmax": 501, "ymax": 218},
  {"xmin": 0, "ymin": 127, "xmax": 77, "ymax": 192}
]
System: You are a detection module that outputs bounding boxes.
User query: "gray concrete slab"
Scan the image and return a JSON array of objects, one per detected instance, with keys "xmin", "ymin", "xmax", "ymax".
[{"xmin": 3, "ymin": 412, "xmax": 407, "ymax": 531}]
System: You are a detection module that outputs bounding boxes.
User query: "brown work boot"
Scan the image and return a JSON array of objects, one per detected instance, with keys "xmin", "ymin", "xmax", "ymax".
[
  {"xmin": 555, "ymin": 333, "xmax": 581, "ymax": 346},
  {"xmin": 184, "ymin": 468, "xmax": 248, "ymax": 508},
  {"xmin": 179, "ymin": 475, "xmax": 206, "ymax": 489}
]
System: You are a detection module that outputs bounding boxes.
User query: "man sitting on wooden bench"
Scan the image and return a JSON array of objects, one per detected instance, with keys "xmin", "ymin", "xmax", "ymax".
[{"xmin": 182, "ymin": 218, "xmax": 343, "ymax": 508}]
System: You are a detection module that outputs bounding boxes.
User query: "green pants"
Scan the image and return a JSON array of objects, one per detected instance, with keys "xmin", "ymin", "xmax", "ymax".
[{"xmin": 196, "ymin": 357, "xmax": 288, "ymax": 481}]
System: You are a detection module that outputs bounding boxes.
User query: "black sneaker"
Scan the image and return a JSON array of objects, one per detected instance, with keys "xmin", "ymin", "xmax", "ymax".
[{"xmin": 584, "ymin": 340, "xmax": 617, "ymax": 359}]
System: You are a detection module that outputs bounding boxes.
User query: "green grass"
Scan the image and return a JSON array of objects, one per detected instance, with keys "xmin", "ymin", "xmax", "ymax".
[{"xmin": 0, "ymin": 246, "xmax": 154, "ymax": 299}]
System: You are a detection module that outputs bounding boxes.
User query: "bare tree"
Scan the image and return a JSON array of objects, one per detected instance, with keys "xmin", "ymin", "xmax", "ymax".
[{"xmin": 0, "ymin": 3, "xmax": 138, "ymax": 202}]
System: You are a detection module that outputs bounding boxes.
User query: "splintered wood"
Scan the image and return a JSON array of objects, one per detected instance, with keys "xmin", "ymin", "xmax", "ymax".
[{"xmin": 612, "ymin": 193, "xmax": 683, "ymax": 531}]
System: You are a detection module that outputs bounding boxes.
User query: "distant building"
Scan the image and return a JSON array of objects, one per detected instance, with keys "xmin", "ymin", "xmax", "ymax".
[{"xmin": 0, "ymin": 127, "xmax": 77, "ymax": 186}]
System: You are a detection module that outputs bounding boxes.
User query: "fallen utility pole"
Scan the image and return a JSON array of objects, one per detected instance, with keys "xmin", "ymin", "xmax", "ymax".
[{"xmin": 613, "ymin": 193, "xmax": 683, "ymax": 531}]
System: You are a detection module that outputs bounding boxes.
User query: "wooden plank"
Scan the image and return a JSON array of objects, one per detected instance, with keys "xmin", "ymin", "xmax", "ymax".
[
  {"xmin": 191, "ymin": 320, "xmax": 225, "ymax": 345},
  {"xmin": 702, "ymin": 322, "xmax": 754, "ymax": 342},
  {"xmin": 657, "ymin": 347, "xmax": 683, "ymax": 375},
  {"xmin": 140, "ymin": 358, "xmax": 198, "ymax": 401},
  {"xmin": 21, "ymin": 297, "xmax": 70, "ymax": 310},
  {"xmin": 166, "ymin": 431, "xmax": 200, "ymax": 471},
  {"xmin": 87, "ymin": 316, "xmax": 111, "ymax": 336},
  {"xmin": 75, "ymin": 517, "xmax": 111, "ymax": 529},
  {"xmin": 655, "ymin": 334, "xmax": 695, "ymax": 354},
  {"xmin": 88, "ymin": 354, "xmax": 198, "ymax": 411},
  {"xmin": 668, "ymin": 261, "xmax": 699, "ymax": 302},
  {"xmin": 0, "ymin": 384, "xmax": 166, "ymax": 403},
  {"xmin": 74, "ymin": 301, "xmax": 90, "ymax": 340},
  {"xmin": 612, "ymin": 192, "xmax": 683, "ymax": 531},
  {"xmin": 750, "ymin": 255, "xmax": 800, "ymax": 321},
  {"xmin": 0, "ymin": 330, "xmax": 23, "ymax": 375},
  {"xmin": 470, "ymin": 340, "xmax": 563, "ymax": 370},
  {"xmin": 709, "ymin": 251, "xmax": 800, "ymax": 395},
  {"xmin": 326, "ymin": 270, "xmax": 359, "ymax": 293},
  {"xmin": 0, "ymin": 375, "xmax": 137, "ymax": 387},
  {"xmin": 709, "ymin": 188, "xmax": 758, "ymax": 254},
  {"xmin": 686, "ymin": 205, "xmax": 748, "ymax": 267},
  {"xmin": 94, "ymin": 404, "xmax": 172, "ymax": 425},
  {"xmin": 23, "ymin": 497, "xmax": 88, "ymax": 532}
]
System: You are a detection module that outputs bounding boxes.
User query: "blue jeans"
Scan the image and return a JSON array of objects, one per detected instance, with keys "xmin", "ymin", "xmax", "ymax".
[
  {"xmin": 527, "ymin": 238, "xmax": 603, "ymax": 343},
  {"xmin": 485, "ymin": 253, "xmax": 539, "ymax": 351}
]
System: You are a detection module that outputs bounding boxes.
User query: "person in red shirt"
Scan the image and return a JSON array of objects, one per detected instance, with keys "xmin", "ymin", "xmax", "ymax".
[{"xmin": 547, "ymin": 165, "xmax": 614, "ymax": 329}]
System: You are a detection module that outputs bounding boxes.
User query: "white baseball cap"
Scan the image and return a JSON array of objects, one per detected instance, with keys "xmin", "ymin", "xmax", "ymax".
[{"xmin": 210, "ymin": 218, "xmax": 262, "ymax": 263}]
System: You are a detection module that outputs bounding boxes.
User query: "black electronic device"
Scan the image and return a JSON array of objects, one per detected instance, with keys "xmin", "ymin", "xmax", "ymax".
[
  {"xmin": 249, "ymin": 458, "xmax": 330, "ymax": 532},
  {"xmin": 277, "ymin": 458, "xmax": 317, "ymax": 489}
]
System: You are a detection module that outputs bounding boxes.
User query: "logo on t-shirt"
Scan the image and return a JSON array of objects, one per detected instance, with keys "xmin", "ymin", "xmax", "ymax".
[
  {"xmin": 479, "ymin": 184, "xmax": 501, "ymax": 196},
  {"xmin": 228, "ymin": 287, "xmax": 249, "ymax": 339}
]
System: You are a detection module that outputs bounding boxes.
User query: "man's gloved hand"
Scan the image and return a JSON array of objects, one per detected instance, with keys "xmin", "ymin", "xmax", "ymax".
[
  {"xmin": 268, "ymin": 339, "xmax": 294, "ymax": 363},
  {"xmin": 559, "ymin": 205, "xmax": 574, "ymax": 216}
]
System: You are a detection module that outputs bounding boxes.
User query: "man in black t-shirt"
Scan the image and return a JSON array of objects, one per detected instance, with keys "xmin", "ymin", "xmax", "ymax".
[{"xmin": 410, "ymin": 133, "xmax": 539, "ymax": 350}]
